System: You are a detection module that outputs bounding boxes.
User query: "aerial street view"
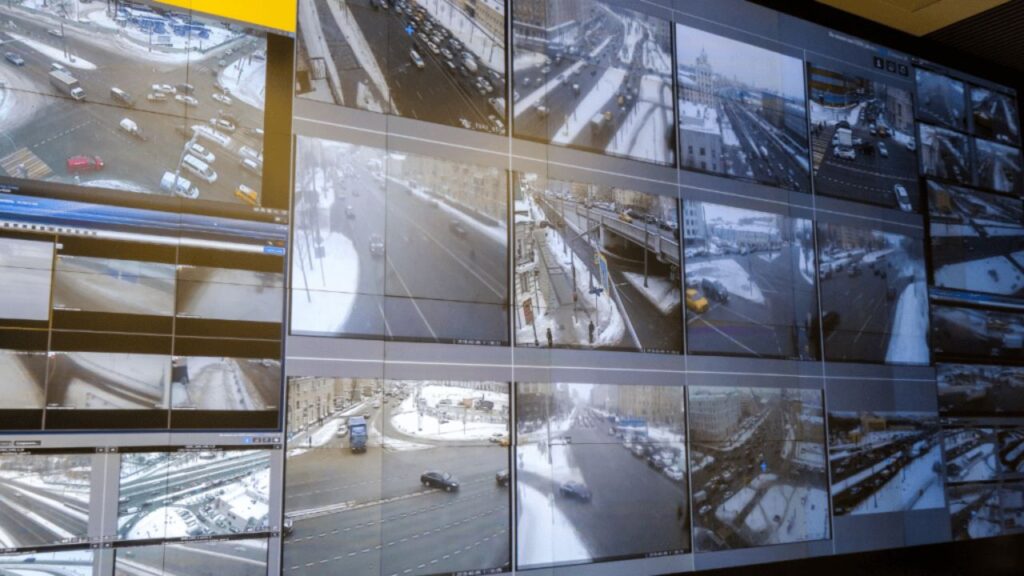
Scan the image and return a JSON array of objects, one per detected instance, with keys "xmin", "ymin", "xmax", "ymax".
[
  {"xmin": 284, "ymin": 378, "xmax": 510, "ymax": 576},
  {"xmin": 971, "ymin": 85, "xmax": 1020, "ymax": 145},
  {"xmin": 170, "ymin": 357, "xmax": 281, "ymax": 411},
  {"xmin": 0, "ymin": 0, "xmax": 267, "ymax": 205},
  {"xmin": 296, "ymin": 0, "xmax": 506, "ymax": 134},
  {"xmin": 511, "ymin": 0, "xmax": 675, "ymax": 164},
  {"xmin": 816, "ymin": 223, "xmax": 929, "ymax": 365},
  {"xmin": 53, "ymin": 255, "xmax": 176, "ymax": 317},
  {"xmin": 915, "ymin": 69, "xmax": 967, "ymax": 131},
  {"xmin": 999, "ymin": 429, "xmax": 1024, "ymax": 475},
  {"xmin": 117, "ymin": 450, "xmax": 271, "ymax": 541},
  {"xmin": 948, "ymin": 483, "xmax": 1003, "ymax": 540},
  {"xmin": 0, "ymin": 236, "xmax": 53, "ymax": 322},
  {"xmin": 0, "ymin": 550, "xmax": 93, "ymax": 576},
  {"xmin": 683, "ymin": 201, "xmax": 818, "ymax": 360},
  {"xmin": 827, "ymin": 411, "xmax": 945, "ymax": 516},
  {"xmin": 0, "ymin": 452, "xmax": 91, "ymax": 549},
  {"xmin": 973, "ymin": 137, "xmax": 1021, "ymax": 195},
  {"xmin": 938, "ymin": 364, "xmax": 1024, "ymax": 416},
  {"xmin": 676, "ymin": 24, "xmax": 809, "ymax": 191},
  {"xmin": 930, "ymin": 304, "xmax": 1024, "ymax": 362},
  {"xmin": 45, "ymin": 352, "xmax": 170, "ymax": 409},
  {"xmin": 515, "ymin": 383, "xmax": 689, "ymax": 568},
  {"xmin": 115, "ymin": 539, "xmax": 269, "ymax": 576},
  {"xmin": 176, "ymin": 266, "xmax": 285, "ymax": 324},
  {"xmin": 290, "ymin": 136, "xmax": 508, "ymax": 345},
  {"xmin": 945, "ymin": 428, "xmax": 1001, "ymax": 484},
  {"xmin": 512, "ymin": 173, "xmax": 681, "ymax": 353},
  {"xmin": 688, "ymin": 386, "xmax": 828, "ymax": 552},
  {"xmin": 927, "ymin": 181, "xmax": 1024, "ymax": 298},
  {"xmin": 807, "ymin": 63, "xmax": 918, "ymax": 211},
  {"xmin": 920, "ymin": 123, "xmax": 971, "ymax": 185}
]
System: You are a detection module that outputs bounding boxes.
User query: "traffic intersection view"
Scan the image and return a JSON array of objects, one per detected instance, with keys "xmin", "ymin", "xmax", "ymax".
[
  {"xmin": 0, "ymin": 453, "xmax": 91, "ymax": 550},
  {"xmin": 0, "ymin": 1, "xmax": 268, "ymax": 206},
  {"xmin": 816, "ymin": 224, "xmax": 929, "ymax": 365},
  {"xmin": 827, "ymin": 411, "xmax": 945, "ymax": 516},
  {"xmin": 290, "ymin": 136, "xmax": 508, "ymax": 345},
  {"xmin": 807, "ymin": 63, "xmax": 919, "ymax": 211},
  {"xmin": 927, "ymin": 181, "xmax": 1024, "ymax": 298},
  {"xmin": 688, "ymin": 387, "xmax": 828, "ymax": 551},
  {"xmin": 511, "ymin": 0, "xmax": 675, "ymax": 164},
  {"xmin": 676, "ymin": 23, "xmax": 810, "ymax": 191},
  {"xmin": 296, "ymin": 0, "xmax": 506, "ymax": 134},
  {"xmin": 683, "ymin": 201, "xmax": 818, "ymax": 360},
  {"xmin": 284, "ymin": 378, "xmax": 511, "ymax": 576},
  {"xmin": 515, "ymin": 383, "xmax": 689, "ymax": 567},
  {"xmin": 512, "ymin": 173, "xmax": 682, "ymax": 353},
  {"xmin": 944, "ymin": 428, "xmax": 1001, "ymax": 485}
]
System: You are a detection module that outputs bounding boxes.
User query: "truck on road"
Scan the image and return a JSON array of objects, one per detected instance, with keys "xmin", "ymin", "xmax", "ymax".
[
  {"xmin": 49, "ymin": 70, "xmax": 85, "ymax": 101},
  {"xmin": 348, "ymin": 415, "xmax": 368, "ymax": 453}
]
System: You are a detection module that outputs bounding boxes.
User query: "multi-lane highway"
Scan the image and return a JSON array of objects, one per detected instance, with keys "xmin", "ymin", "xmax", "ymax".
[
  {"xmin": 0, "ymin": 4, "xmax": 264, "ymax": 205},
  {"xmin": 720, "ymin": 98, "xmax": 810, "ymax": 192},
  {"xmin": 284, "ymin": 403, "xmax": 510, "ymax": 576},
  {"xmin": 0, "ymin": 456, "xmax": 90, "ymax": 549},
  {"xmin": 686, "ymin": 244, "xmax": 816, "ymax": 360},
  {"xmin": 115, "ymin": 540, "xmax": 268, "ymax": 576}
]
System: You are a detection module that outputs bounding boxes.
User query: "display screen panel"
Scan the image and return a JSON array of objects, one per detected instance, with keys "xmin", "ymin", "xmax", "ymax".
[
  {"xmin": 919, "ymin": 123, "xmax": 971, "ymax": 185},
  {"xmin": 938, "ymin": 364, "xmax": 1024, "ymax": 417},
  {"xmin": 295, "ymin": 0, "xmax": 507, "ymax": 135},
  {"xmin": 290, "ymin": 135, "xmax": 509, "ymax": 345},
  {"xmin": 0, "ymin": 550, "xmax": 93, "ymax": 575},
  {"xmin": 114, "ymin": 538, "xmax": 269, "ymax": 576},
  {"xmin": 116, "ymin": 448, "xmax": 272, "ymax": 542},
  {"xmin": 915, "ymin": 69, "xmax": 967, "ymax": 132},
  {"xmin": 816, "ymin": 223, "xmax": 929, "ymax": 365},
  {"xmin": 675, "ymin": 22, "xmax": 810, "ymax": 191},
  {"xmin": 973, "ymin": 138, "xmax": 1022, "ymax": 196},
  {"xmin": 688, "ymin": 386, "xmax": 828, "ymax": 552},
  {"xmin": 828, "ymin": 411, "xmax": 944, "ymax": 516},
  {"xmin": 944, "ymin": 427, "xmax": 1001, "ymax": 484},
  {"xmin": 511, "ymin": 172, "xmax": 682, "ymax": 353},
  {"xmin": 807, "ymin": 62, "xmax": 919, "ymax": 212},
  {"xmin": 970, "ymin": 85, "xmax": 1020, "ymax": 146},
  {"xmin": 999, "ymin": 429, "xmax": 1024, "ymax": 477},
  {"xmin": 0, "ymin": 0, "xmax": 288, "ymax": 211},
  {"xmin": 511, "ymin": 0, "xmax": 675, "ymax": 165},
  {"xmin": 948, "ymin": 482, "xmax": 1002, "ymax": 540},
  {"xmin": 0, "ymin": 236, "xmax": 54, "ymax": 322},
  {"xmin": 283, "ymin": 378, "xmax": 511, "ymax": 576},
  {"xmin": 930, "ymin": 304, "xmax": 1024, "ymax": 363},
  {"xmin": 683, "ymin": 201, "xmax": 818, "ymax": 360},
  {"xmin": 0, "ymin": 451, "xmax": 92, "ymax": 551},
  {"xmin": 927, "ymin": 181, "xmax": 1024, "ymax": 298},
  {"xmin": 515, "ymin": 382, "xmax": 689, "ymax": 567}
]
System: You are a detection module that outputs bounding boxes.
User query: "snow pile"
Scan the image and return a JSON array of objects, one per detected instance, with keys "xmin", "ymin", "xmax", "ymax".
[
  {"xmin": 390, "ymin": 386, "xmax": 508, "ymax": 441},
  {"xmin": 748, "ymin": 484, "xmax": 828, "ymax": 543},
  {"xmin": 544, "ymin": 231, "xmax": 626, "ymax": 347},
  {"xmin": 287, "ymin": 417, "xmax": 341, "ymax": 456},
  {"xmin": 686, "ymin": 257, "xmax": 766, "ymax": 305},
  {"xmin": 809, "ymin": 100, "xmax": 865, "ymax": 127},
  {"xmin": 552, "ymin": 68, "xmax": 627, "ymax": 146},
  {"xmin": 886, "ymin": 279, "xmax": 930, "ymax": 364},
  {"xmin": 935, "ymin": 256, "xmax": 1024, "ymax": 296},
  {"xmin": 606, "ymin": 74, "xmax": 674, "ymax": 164},
  {"xmin": 8, "ymin": 33, "xmax": 96, "ymax": 70},
  {"xmin": 291, "ymin": 230, "xmax": 359, "ymax": 335},
  {"xmin": 849, "ymin": 444, "xmax": 945, "ymax": 514},
  {"xmin": 622, "ymin": 272, "xmax": 680, "ymax": 315},
  {"xmin": 218, "ymin": 56, "xmax": 266, "ymax": 110},
  {"xmin": 515, "ymin": 36, "xmax": 613, "ymax": 118},
  {"xmin": 516, "ymin": 482, "xmax": 590, "ymax": 567}
]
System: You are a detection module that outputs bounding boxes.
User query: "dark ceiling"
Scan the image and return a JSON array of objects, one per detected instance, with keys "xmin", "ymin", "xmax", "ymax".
[{"xmin": 926, "ymin": 0, "xmax": 1024, "ymax": 76}]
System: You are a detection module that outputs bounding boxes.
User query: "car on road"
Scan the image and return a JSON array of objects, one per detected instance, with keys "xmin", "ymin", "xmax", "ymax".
[
  {"xmin": 235, "ymin": 184, "xmax": 258, "ymax": 206},
  {"xmin": 147, "ymin": 92, "xmax": 168, "ymax": 102},
  {"xmin": 110, "ymin": 87, "xmax": 135, "ymax": 107},
  {"xmin": 212, "ymin": 92, "xmax": 233, "ymax": 106},
  {"xmin": 183, "ymin": 154, "xmax": 218, "ymax": 184},
  {"xmin": 496, "ymin": 469, "xmax": 509, "ymax": 487},
  {"xmin": 488, "ymin": 433, "xmax": 504, "ymax": 444},
  {"xmin": 410, "ymin": 49, "xmax": 425, "ymax": 70},
  {"xmin": 152, "ymin": 83, "xmax": 175, "ymax": 94},
  {"xmin": 241, "ymin": 157, "xmax": 262, "ymax": 176},
  {"xmin": 618, "ymin": 211, "xmax": 633, "ymax": 223},
  {"xmin": 700, "ymin": 278, "xmax": 729, "ymax": 303},
  {"xmin": 685, "ymin": 288, "xmax": 709, "ymax": 313},
  {"xmin": 346, "ymin": 205, "xmax": 355, "ymax": 219},
  {"xmin": 421, "ymin": 471, "xmax": 460, "ymax": 492},
  {"xmin": 5, "ymin": 52, "xmax": 24, "ymax": 66},
  {"xmin": 558, "ymin": 481, "xmax": 592, "ymax": 502},
  {"xmin": 176, "ymin": 83, "xmax": 196, "ymax": 95},
  {"xmin": 188, "ymin": 142, "xmax": 216, "ymax": 164},
  {"xmin": 449, "ymin": 219, "xmax": 467, "ymax": 237},
  {"xmin": 175, "ymin": 94, "xmax": 199, "ymax": 107},
  {"xmin": 877, "ymin": 141, "xmax": 889, "ymax": 158},
  {"xmin": 664, "ymin": 465, "xmax": 685, "ymax": 482},
  {"xmin": 336, "ymin": 424, "xmax": 348, "ymax": 438},
  {"xmin": 893, "ymin": 184, "xmax": 913, "ymax": 212},
  {"xmin": 368, "ymin": 234, "xmax": 385, "ymax": 257},
  {"xmin": 66, "ymin": 155, "xmax": 104, "ymax": 172},
  {"xmin": 833, "ymin": 145, "xmax": 856, "ymax": 160},
  {"xmin": 118, "ymin": 118, "xmax": 146, "ymax": 140},
  {"xmin": 905, "ymin": 139, "xmax": 917, "ymax": 152},
  {"xmin": 210, "ymin": 117, "xmax": 237, "ymax": 133}
]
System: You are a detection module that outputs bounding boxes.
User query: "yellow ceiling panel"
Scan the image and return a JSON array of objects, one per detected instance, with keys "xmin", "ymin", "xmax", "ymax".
[{"xmin": 815, "ymin": 0, "xmax": 1009, "ymax": 36}]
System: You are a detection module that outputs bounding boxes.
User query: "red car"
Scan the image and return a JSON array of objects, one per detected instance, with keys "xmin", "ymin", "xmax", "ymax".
[{"xmin": 66, "ymin": 155, "xmax": 104, "ymax": 172}]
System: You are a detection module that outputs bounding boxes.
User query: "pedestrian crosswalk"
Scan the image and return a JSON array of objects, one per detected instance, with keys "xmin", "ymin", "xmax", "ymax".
[{"xmin": 0, "ymin": 147, "xmax": 53, "ymax": 180}]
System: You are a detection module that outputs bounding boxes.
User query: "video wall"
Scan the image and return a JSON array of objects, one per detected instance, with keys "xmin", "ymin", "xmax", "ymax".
[{"xmin": 2, "ymin": 0, "xmax": 1024, "ymax": 575}]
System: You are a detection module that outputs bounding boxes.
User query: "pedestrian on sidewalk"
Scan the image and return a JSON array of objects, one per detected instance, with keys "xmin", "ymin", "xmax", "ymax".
[{"xmin": 546, "ymin": 327, "xmax": 553, "ymax": 348}]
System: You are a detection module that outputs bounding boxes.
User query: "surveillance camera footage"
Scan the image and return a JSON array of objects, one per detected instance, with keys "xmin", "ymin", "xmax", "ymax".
[
  {"xmin": 45, "ymin": 352, "xmax": 170, "ymax": 410},
  {"xmin": 512, "ymin": 172, "xmax": 682, "ymax": 353},
  {"xmin": 114, "ymin": 539, "xmax": 269, "ymax": 576},
  {"xmin": 511, "ymin": 0, "xmax": 676, "ymax": 165},
  {"xmin": 970, "ymin": 85, "xmax": 1020, "ymax": 146},
  {"xmin": 676, "ymin": 24, "xmax": 810, "ymax": 191},
  {"xmin": 927, "ymin": 181, "xmax": 1024, "ymax": 298},
  {"xmin": 284, "ymin": 378, "xmax": 510, "ymax": 576},
  {"xmin": 0, "ymin": 550, "xmax": 93, "ymax": 576},
  {"xmin": 290, "ymin": 136, "xmax": 509, "ymax": 345},
  {"xmin": 0, "ymin": 453, "xmax": 91, "ymax": 550},
  {"xmin": 515, "ymin": 383, "xmax": 688, "ymax": 568},
  {"xmin": 948, "ymin": 483, "xmax": 1002, "ymax": 540},
  {"xmin": 919, "ymin": 123, "xmax": 971, "ymax": 185},
  {"xmin": 0, "ymin": 0, "xmax": 268, "ymax": 206},
  {"xmin": 683, "ymin": 201, "xmax": 818, "ymax": 360},
  {"xmin": 915, "ymin": 69, "xmax": 967, "ymax": 132},
  {"xmin": 807, "ymin": 63, "xmax": 919, "ymax": 211},
  {"xmin": 945, "ymin": 428, "xmax": 1000, "ymax": 484},
  {"xmin": 0, "ymin": 348, "xmax": 47, "ymax": 411},
  {"xmin": 930, "ymin": 304, "xmax": 1024, "ymax": 362},
  {"xmin": 816, "ymin": 223, "xmax": 929, "ymax": 365},
  {"xmin": 117, "ymin": 450, "xmax": 271, "ymax": 542},
  {"xmin": 999, "ymin": 429, "xmax": 1024, "ymax": 477},
  {"xmin": 938, "ymin": 364, "xmax": 1024, "ymax": 417},
  {"xmin": 827, "ymin": 411, "xmax": 944, "ymax": 516},
  {"xmin": 296, "ymin": 0, "xmax": 507, "ymax": 135},
  {"xmin": 973, "ymin": 138, "xmax": 1021, "ymax": 196},
  {"xmin": 170, "ymin": 357, "xmax": 281, "ymax": 412},
  {"xmin": 0, "ymin": 237, "xmax": 54, "ymax": 322},
  {"xmin": 689, "ymin": 386, "xmax": 828, "ymax": 552}
]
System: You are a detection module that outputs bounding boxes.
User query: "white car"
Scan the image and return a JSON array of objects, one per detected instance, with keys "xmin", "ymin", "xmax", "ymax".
[
  {"xmin": 664, "ymin": 465, "xmax": 684, "ymax": 482},
  {"xmin": 833, "ymin": 145, "xmax": 856, "ymax": 160},
  {"xmin": 241, "ymin": 157, "xmax": 262, "ymax": 175},
  {"xmin": 877, "ymin": 141, "xmax": 888, "ymax": 158},
  {"xmin": 187, "ymin": 142, "xmax": 216, "ymax": 164},
  {"xmin": 410, "ymin": 49, "xmax": 425, "ymax": 70},
  {"xmin": 152, "ymin": 83, "xmax": 175, "ymax": 94},
  {"xmin": 175, "ymin": 94, "xmax": 198, "ymax": 107},
  {"xmin": 238, "ymin": 145, "xmax": 262, "ymax": 163},
  {"xmin": 894, "ymin": 184, "xmax": 913, "ymax": 212},
  {"xmin": 209, "ymin": 117, "xmax": 236, "ymax": 133},
  {"xmin": 212, "ymin": 92, "xmax": 233, "ymax": 106}
]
